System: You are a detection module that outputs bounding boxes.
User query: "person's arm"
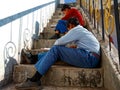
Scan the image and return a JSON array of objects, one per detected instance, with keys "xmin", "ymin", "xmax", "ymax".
[
  {"xmin": 61, "ymin": 9, "xmax": 73, "ymax": 20},
  {"xmin": 76, "ymin": 11, "xmax": 85, "ymax": 26},
  {"xmin": 54, "ymin": 28, "xmax": 78, "ymax": 45},
  {"xmin": 62, "ymin": 8, "xmax": 85, "ymax": 26},
  {"xmin": 72, "ymin": 8, "xmax": 85, "ymax": 26},
  {"xmin": 69, "ymin": 45, "xmax": 77, "ymax": 48}
]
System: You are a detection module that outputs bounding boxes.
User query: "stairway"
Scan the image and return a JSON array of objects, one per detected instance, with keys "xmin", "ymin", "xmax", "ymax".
[{"xmin": 13, "ymin": 8, "xmax": 105, "ymax": 90}]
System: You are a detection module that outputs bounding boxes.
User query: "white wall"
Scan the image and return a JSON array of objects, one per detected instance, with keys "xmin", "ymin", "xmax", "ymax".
[
  {"xmin": 0, "ymin": 0, "xmax": 55, "ymax": 19},
  {"xmin": 0, "ymin": 0, "xmax": 56, "ymax": 87}
]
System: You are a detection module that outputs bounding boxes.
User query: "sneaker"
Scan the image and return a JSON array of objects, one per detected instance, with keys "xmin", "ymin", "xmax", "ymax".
[
  {"xmin": 15, "ymin": 78, "xmax": 41, "ymax": 89},
  {"xmin": 50, "ymin": 34, "xmax": 60, "ymax": 39},
  {"xmin": 21, "ymin": 49, "xmax": 33, "ymax": 64}
]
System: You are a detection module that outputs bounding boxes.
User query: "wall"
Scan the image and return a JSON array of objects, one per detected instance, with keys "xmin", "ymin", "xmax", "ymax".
[
  {"xmin": 101, "ymin": 44, "xmax": 120, "ymax": 90},
  {"xmin": 0, "ymin": 0, "xmax": 57, "ymax": 87}
]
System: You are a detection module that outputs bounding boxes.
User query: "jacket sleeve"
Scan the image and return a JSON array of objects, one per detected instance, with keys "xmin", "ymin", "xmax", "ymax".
[
  {"xmin": 54, "ymin": 28, "xmax": 78, "ymax": 45},
  {"xmin": 61, "ymin": 9, "xmax": 73, "ymax": 20},
  {"xmin": 62, "ymin": 8, "xmax": 85, "ymax": 26}
]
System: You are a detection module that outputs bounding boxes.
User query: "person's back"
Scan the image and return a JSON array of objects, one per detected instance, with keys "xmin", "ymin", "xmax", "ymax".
[
  {"xmin": 66, "ymin": 25, "xmax": 99, "ymax": 53},
  {"xmin": 55, "ymin": 23, "xmax": 99, "ymax": 54},
  {"xmin": 50, "ymin": 4, "xmax": 85, "ymax": 39},
  {"xmin": 62, "ymin": 7, "xmax": 85, "ymax": 26}
]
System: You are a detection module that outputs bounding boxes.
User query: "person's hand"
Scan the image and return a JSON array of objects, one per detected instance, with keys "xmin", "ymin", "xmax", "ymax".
[{"xmin": 69, "ymin": 45, "xmax": 77, "ymax": 48}]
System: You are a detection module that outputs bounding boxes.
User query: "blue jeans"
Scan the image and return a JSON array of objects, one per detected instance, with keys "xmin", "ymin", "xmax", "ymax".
[
  {"xmin": 38, "ymin": 52, "xmax": 47, "ymax": 60},
  {"xmin": 35, "ymin": 45, "xmax": 99, "ymax": 75},
  {"xmin": 55, "ymin": 20, "xmax": 68, "ymax": 33}
]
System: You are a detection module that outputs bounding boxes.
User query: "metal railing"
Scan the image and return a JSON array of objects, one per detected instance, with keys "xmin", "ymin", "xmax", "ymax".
[
  {"xmin": 80, "ymin": 0, "xmax": 120, "ymax": 65},
  {"xmin": 0, "ymin": 1, "xmax": 57, "ymax": 87}
]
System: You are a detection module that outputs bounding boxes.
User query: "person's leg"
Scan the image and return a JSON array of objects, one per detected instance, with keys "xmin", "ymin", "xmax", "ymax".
[
  {"xmin": 38, "ymin": 52, "xmax": 47, "ymax": 60},
  {"xmin": 23, "ymin": 51, "xmax": 47, "ymax": 64},
  {"xmin": 55, "ymin": 20, "xmax": 68, "ymax": 33},
  {"xmin": 16, "ymin": 46, "xmax": 99, "ymax": 88},
  {"xmin": 15, "ymin": 52, "xmax": 47, "ymax": 88},
  {"xmin": 50, "ymin": 20, "xmax": 68, "ymax": 39},
  {"xmin": 35, "ymin": 45, "xmax": 99, "ymax": 76},
  {"xmin": 55, "ymin": 46, "xmax": 99, "ymax": 68},
  {"xmin": 21, "ymin": 49, "xmax": 38, "ymax": 64}
]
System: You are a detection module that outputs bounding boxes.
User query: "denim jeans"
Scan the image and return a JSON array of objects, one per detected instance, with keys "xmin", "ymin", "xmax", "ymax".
[
  {"xmin": 35, "ymin": 45, "xmax": 99, "ymax": 75},
  {"xmin": 38, "ymin": 52, "xmax": 47, "ymax": 60},
  {"xmin": 55, "ymin": 20, "xmax": 68, "ymax": 33}
]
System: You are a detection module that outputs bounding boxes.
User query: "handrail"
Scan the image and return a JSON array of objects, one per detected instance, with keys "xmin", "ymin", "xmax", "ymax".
[
  {"xmin": 80, "ymin": 0, "xmax": 120, "ymax": 65},
  {"xmin": 0, "ymin": 1, "xmax": 56, "ymax": 87},
  {"xmin": 113, "ymin": 0, "xmax": 120, "ymax": 64},
  {"xmin": 0, "ymin": 1, "xmax": 55, "ymax": 27}
]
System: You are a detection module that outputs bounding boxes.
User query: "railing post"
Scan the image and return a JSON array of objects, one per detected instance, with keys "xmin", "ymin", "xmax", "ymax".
[
  {"xmin": 100, "ymin": 0, "xmax": 105, "ymax": 41},
  {"xmin": 93, "ymin": 0, "xmax": 96, "ymax": 28},
  {"xmin": 86, "ymin": 0, "xmax": 87, "ymax": 11},
  {"xmin": 89, "ymin": 0, "xmax": 90, "ymax": 19},
  {"xmin": 113, "ymin": 0, "xmax": 120, "ymax": 65},
  {"xmin": 80, "ymin": 0, "xmax": 82, "ymax": 7}
]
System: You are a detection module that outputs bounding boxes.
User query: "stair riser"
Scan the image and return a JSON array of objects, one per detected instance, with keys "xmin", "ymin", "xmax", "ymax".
[
  {"xmin": 13, "ymin": 65, "xmax": 103, "ymax": 88},
  {"xmin": 53, "ymin": 12, "xmax": 63, "ymax": 16},
  {"xmin": 42, "ymin": 67, "xmax": 103, "ymax": 87},
  {"xmin": 42, "ymin": 30, "xmax": 55, "ymax": 34},
  {"xmin": 52, "ymin": 16, "xmax": 62, "ymax": 19},
  {"xmin": 49, "ymin": 20, "xmax": 58, "ymax": 24},
  {"xmin": 39, "ymin": 32, "xmax": 55, "ymax": 39},
  {"xmin": 33, "ymin": 39, "xmax": 56, "ymax": 49}
]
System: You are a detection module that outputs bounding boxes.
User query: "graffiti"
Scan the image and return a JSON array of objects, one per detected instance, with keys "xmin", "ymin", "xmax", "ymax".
[{"xmin": 61, "ymin": 69, "xmax": 102, "ymax": 87}]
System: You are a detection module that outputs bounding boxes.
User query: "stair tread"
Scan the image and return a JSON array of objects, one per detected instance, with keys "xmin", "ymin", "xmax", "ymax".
[
  {"xmin": 1, "ymin": 83, "xmax": 106, "ymax": 90},
  {"xmin": 14, "ymin": 64, "xmax": 102, "ymax": 69},
  {"xmin": 13, "ymin": 64, "xmax": 103, "ymax": 88}
]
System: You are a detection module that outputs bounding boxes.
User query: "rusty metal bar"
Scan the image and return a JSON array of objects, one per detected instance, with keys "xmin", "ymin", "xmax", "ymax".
[
  {"xmin": 113, "ymin": 0, "xmax": 120, "ymax": 64},
  {"xmin": 89, "ymin": 0, "xmax": 91, "ymax": 21},
  {"xmin": 100, "ymin": 0, "xmax": 105, "ymax": 41},
  {"xmin": 80, "ymin": 0, "xmax": 82, "ymax": 7},
  {"xmin": 93, "ymin": 0, "xmax": 96, "ymax": 28}
]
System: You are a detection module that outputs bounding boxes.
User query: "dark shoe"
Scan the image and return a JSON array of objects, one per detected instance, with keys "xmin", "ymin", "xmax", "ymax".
[
  {"xmin": 15, "ymin": 78, "xmax": 41, "ymax": 89},
  {"xmin": 21, "ymin": 49, "xmax": 33, "ymax": 64},
  {"xmin": 21, "ymin": 49, "xmax": 38, "ymax": 64},
  {"xmin": 50, "ymin": 34, "xmax": 60, "ymax": 39}
]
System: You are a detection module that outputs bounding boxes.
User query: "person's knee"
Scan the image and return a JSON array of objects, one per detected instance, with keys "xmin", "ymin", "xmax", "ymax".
[
  {"xmin": 51, "ymin": 45, "xmax": 59, "ymax": 50},
  {"xmin": 51, "ymin": 45, "xmax": 64, "ymax": 52}
]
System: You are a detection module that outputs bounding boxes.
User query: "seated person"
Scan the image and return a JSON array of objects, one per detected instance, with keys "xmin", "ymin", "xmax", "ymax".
[
  {"xmin": 16, "ymin": 17, "xmax": 100, "ymax": 88},
  {"xmin": 50, "ymin": 4, "xmax": 85, "ymax": 39}
]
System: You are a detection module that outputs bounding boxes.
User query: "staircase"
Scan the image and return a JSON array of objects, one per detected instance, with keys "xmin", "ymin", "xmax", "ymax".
[{"xmin": 13, "ymin": 8, "xmax": 106, "ymax": 90}]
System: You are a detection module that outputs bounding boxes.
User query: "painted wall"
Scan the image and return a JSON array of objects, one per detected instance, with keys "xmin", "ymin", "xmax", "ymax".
[{"xmin": 0, "ymin": 0, "xmax": 57, "ymax": 87}]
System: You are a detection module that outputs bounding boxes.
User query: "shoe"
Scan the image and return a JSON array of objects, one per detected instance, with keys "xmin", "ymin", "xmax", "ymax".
[
  {"xmin": 50, "ymin": 34, "xmax": 60, "ymax": 39},
  {"xmin": 21, "ymin": 49, "xmax": 33, "ymax": 64},
  {"xmin": 15, "ymin": 78, "xmax": 41, "ymax": 89}
]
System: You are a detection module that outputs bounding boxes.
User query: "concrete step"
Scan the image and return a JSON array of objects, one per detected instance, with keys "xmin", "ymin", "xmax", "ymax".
[
  {"xmin": 1, "ymin": 83, "xmax": 106, "ymax": 90},
  {"xmin": 53, "ymin": 12, "xmax": 63, "ymax": 16},
  {"xmin": 42, "ymin": 27, "xmax": 55, "ymax": 33},
  {"xmin": 39, "ymin": 32, "xmax": 64, "ymax": 39},
  {"xmin": 52, "ymin": 15, "xmax": 63, "ymax": 19},
  {"xmin": 37, "ymin": 86, "xmax": 106, "ymax": 90},
  {"xmin": 39, "ymin": 32, "xmax": 55, "ymax": 39},
  {"xmin": 13, "ymin": 65, "xmax": 103, "ymax": 88},
  {"xmin": 49, "ymin": 19, "xmax": 59, "ymax": 24},
  {"xmin": 32, "ymin": 39, "xmax": 56, "ymax": 49},
  {"xmin": 20, "ymin": 48, "xmax": 70, "ymax": 65},
  {"xmin": 48, "ymin": 24, "xmax": 56, "ymax": 29}
]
